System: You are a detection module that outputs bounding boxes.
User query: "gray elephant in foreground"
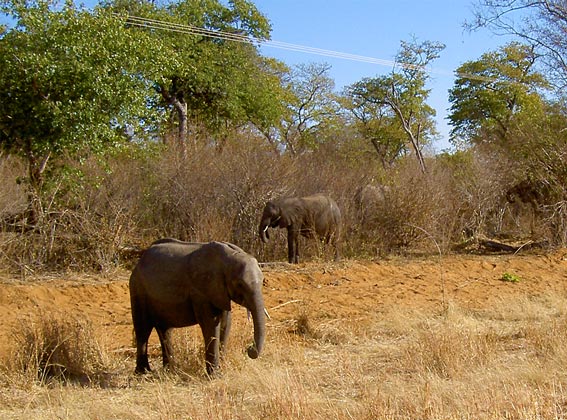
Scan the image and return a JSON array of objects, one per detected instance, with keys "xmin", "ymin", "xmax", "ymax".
[
  {"xmin": 129, "ymin": 239, "xmax": 266, "ymax": 376},
  {"xmin": 259, "ymin": 194, "xmax": 341, "ymax": 264}
]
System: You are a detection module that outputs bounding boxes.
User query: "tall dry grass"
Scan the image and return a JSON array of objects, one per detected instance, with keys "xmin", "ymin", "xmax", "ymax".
[{"xmin": 1, "ymin": 297, "xmax": 567, "ymax": 419}]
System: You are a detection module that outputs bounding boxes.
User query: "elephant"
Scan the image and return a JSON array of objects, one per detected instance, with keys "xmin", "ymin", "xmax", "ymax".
[
  {"xmin": 259, "ymin": 194, "xmax": 341, "ymax": 264},
  {"xmin": 354, "ymin": 184, "xmax": 390, "ymax": 225},
  {"xmin": 129, "ymin": 239, "xmax": 267, "ymax": 376}
]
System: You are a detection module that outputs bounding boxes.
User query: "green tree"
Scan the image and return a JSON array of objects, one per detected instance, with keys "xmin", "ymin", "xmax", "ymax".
[
  {"xmin": 448, "ymin": 42, "xmax": 550, "ymax": 147},
  {"xmin": 345, "ymin": 39, "xmax": 444, "ymax": 173},
  {"xmin": 276, "ymin": 62, "xmax": 340, "ymax": 154},
  {"xmin": 341, "ymin": 85, "xmax": 407, "ymax": 169},
  {"xmin": 109, "ymin": 0, "xmax": 287, "ymax": 154},
  {"xmin": 470, "ymin": 0, "xmax": 567, "ymax": 90},
  {"xmin": 0, "ymin": 0, "xmax": 162, "ymax": 216}
]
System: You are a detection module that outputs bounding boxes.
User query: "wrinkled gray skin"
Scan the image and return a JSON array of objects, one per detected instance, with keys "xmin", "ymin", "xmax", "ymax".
[
  {"xmin": 129, "ymin": 239, "xmax": 266, "ymax": 376},
  {"xmin": 259, "ymin": 194, "xmax": 341, "ymax": 264}
]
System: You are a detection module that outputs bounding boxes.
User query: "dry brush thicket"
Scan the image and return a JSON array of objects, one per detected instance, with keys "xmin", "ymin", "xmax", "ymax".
[{"xmin": 1, "ymin": 135, "xmax": 565, "ymax": 272}]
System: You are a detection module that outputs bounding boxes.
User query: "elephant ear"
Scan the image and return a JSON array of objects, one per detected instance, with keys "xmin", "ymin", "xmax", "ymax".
[
  {"xmin": 278, "ymin": 214, "xmax": 289, "ymax": 228},
  {"xmin": 212, "ymin": 280, "xmax": 232, "ymax": 311},
  {"xmin": 280, "ymin": 199, "xmax": 303, "ymax": 227},
  {"xmin": 190, "ymin": 243, "xmax": 232, "ymax": 311}
]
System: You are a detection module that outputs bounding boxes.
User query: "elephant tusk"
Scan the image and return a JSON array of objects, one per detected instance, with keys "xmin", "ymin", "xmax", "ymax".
[
  {"xmin": 247, "ymin": 308, "xmax": 270, "ymax": 320},
  {"xmin": 263, "ymin": 225, "xmax": 269, "ymax": 233}
]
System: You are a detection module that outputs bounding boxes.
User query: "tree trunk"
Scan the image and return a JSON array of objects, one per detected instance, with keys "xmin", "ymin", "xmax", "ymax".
[
  {"xmin": 172, "ymin": 97, "xmax": 188, "ymax": 159},
  {"xmin": 159, "ymin": 85, "xmax": 189, "ymax": 158},
  {"xmin": 391, "ymin": 103, "xmax": 427, "ymax": 174},
  {"xmin": 25, "ymin": 148, "xmax": 50, "ymax": 226}
]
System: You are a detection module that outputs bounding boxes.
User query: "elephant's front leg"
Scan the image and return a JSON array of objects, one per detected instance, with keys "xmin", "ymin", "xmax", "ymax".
[
  {"xmin": 220, "ymin": 310, "xmax": 232, "ymax": 353},
  {"xmin": 198, "ymin": 309, "xmax": 222, "ymax": 376},
  {"xmin": 287, "ymin": 228, "xmax": 300, "ymax": 264}
]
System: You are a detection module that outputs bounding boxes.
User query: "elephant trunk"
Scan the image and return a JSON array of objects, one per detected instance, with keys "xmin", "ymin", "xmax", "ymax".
[
  {"xmin": 246, "ymin": 293, "xmax": 266, "ymax": 359},
  {"xmin": 259, "ymin": 219, "xmax": 270, "ymax": 243}
]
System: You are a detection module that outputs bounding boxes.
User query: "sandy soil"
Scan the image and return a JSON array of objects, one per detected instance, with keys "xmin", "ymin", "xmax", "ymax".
[{"xmin": 1, "ymin": 250, "xmax": 567, "ymax": 358}]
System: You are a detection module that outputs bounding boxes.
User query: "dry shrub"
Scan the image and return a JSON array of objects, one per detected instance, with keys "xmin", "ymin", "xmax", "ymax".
[
  {"xmin": 167, "ymin": 327, "xmax": 207, "ymax": 377},
  {"xmin": 289, "ymin": 309, "xmax": 354, "ymax": 346},
  {"xmin": 0, "ymin": 149, "xmax": 147, "ymax": 272},
  {"xmin": 0, "ymin": 155, "xmax": 27, "ymax": 217},
  {"xmin": 9, "ymin": 311, "xmax": 110, "ymax": 385},
  {"xmin": 133, "ymin": 137, "xmax": 293, "ymax": 256},
  {"xmin": 352, "ymin": 160, "xmax": 462, "ymax": 254},
  {"xmin": 3, "ymin": 130, "xmax": 566, "ymax": 272}
]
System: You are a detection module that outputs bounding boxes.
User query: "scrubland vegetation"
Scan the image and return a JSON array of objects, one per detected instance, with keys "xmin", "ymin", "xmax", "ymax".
[
  {"xmin": 0, "ymin": 136, "xmax": 564, "ymax": 273},
  {"xmin": 2, "ymin": 139, "xmax": 567, "ymax": 419},
  {"xmin": 3, "ymin": 0, "xmax": 567, "ymax": 418}
]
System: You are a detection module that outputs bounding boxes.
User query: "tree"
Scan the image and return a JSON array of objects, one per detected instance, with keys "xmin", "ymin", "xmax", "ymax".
[
  {"xmin": 340, "ymin": 90, "xmax": 407, "ymax": 169},
  {"xmin": 0, "ymin": 0, "xmax": 162, "ymax": 217},
  {"xmin": 448, "ymin": 42, "xmax": 550, "ymax": 147},
  {"xmin": 108, "ymin": 0, "xmax": 287, "ymax": 154},
  {"xmin": 471, "ymin": 0, "xmax": 567, "ymax": 90},
  {"xmin": 275, "ymin": 62, "xmax": 340, "ymax": 154},
  {"xmin": 345, "ymin": 39, "xmax": 444, "ymax": 173}
]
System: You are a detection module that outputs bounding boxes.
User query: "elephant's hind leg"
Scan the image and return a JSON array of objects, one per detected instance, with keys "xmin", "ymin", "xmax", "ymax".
[
  {"xmin": 156, "ymin": 327, "xmax": 174, "ymax": 368},
  {"xmin": 133, "ymin": 324, "xmax": 153, "ymax": 374}
]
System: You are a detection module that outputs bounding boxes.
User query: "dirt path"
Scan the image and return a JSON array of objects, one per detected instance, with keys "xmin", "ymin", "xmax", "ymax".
[{"xmin": 1, "ymin": 251, "xmax": 567, "ymax": 357}]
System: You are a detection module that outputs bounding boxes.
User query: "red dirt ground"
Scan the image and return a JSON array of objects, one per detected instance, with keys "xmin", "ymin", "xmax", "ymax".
[{"xmin": 1, "ymin": 251, "xmax": 567, "ymax": 357}]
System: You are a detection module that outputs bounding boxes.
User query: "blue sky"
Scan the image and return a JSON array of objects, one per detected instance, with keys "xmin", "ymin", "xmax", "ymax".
[{"xmin": 252, "ymin": 0, "xmax": 515, "ymax": 151}]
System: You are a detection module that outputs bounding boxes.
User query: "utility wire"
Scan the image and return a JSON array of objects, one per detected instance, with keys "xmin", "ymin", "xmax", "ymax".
[
  {"xmin": 121, "ymin": 15, "xmax": 427, "ymax": 70},
  {"xmin": 119, "ymin": 14, "xmax": 503, "ymax": 84}
]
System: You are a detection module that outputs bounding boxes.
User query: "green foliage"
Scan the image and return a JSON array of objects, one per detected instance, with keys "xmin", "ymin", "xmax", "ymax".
[
  {"xmin": 501, "ymin": 272, "xmax": 521, "ymax": 283},
  {"xmin": 448, "ymin": 42, "xmax": 550, "ymax": 146},
  {"xmin": 470, "ymin": 1, "xmax": 567, "ymax": 92},
  {"xmin": 277, "ymin": 62, "xmax": 341, "ymax": 153},
  {"xmin": 107, "ymin": 0, "xmax": 287, "ymax": 146},
  {"xmin": 0, "ymin": 0, "xmax": 164, "ymax": 189},
  {"xmin": 343, "ymin": 39, "xmax": 444, "ymax": 172}
]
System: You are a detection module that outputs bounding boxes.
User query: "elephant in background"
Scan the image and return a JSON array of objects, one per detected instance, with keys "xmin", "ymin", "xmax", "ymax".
[
  {"xmin": 259, "ymin": 194, "xmax": 341, "ymax": 264},
  {"xmin": 354, "ymin": 183, "xmax": 390, "ymax": 225},
  {"xmin": 129, "ymin": 239, "xmax": 266, "ymax": 376}
]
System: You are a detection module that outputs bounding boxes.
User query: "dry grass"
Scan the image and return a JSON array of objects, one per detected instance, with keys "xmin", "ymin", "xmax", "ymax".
[{"xmin": 1, "ymin": 297, "xmax": 567, "ymax": 419}]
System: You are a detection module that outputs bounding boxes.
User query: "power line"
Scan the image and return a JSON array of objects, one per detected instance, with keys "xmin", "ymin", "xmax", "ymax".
[
  {"xmin": 121, "ymin": 15, "xmax": 423, "ymax": 70},
  {"xmin": 119, "ymin": 14, "xmax": 503, "ymax": 84}
]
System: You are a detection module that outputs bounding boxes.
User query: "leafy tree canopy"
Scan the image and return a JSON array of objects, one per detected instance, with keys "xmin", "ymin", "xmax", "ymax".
[
  {"xmin": 344, "ymin": 39, "xmax": 444, "ymax": 173},
  {"xmin": 448, "ymin": 42, "xmax": 550, "ymax": 147},
  {"xmin": 0, "ymin": 0, "xmax": 164, "ymax": 187},
  {"xmin": 471, "ymin": 0, "xmax": 567, "ymax": 92},
  {"xmin": 105, "ymin": 0, "xmax": 287, "ymax": 149}
]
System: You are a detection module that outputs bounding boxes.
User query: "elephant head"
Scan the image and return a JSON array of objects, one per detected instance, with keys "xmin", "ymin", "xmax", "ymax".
[
  {"xmin": 259, "ymin": 200, "xmax": 286, "ymax": 243},
  {"xmin": 221, "ymin": 243, "xmax": 266, "ymax": 359}
]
